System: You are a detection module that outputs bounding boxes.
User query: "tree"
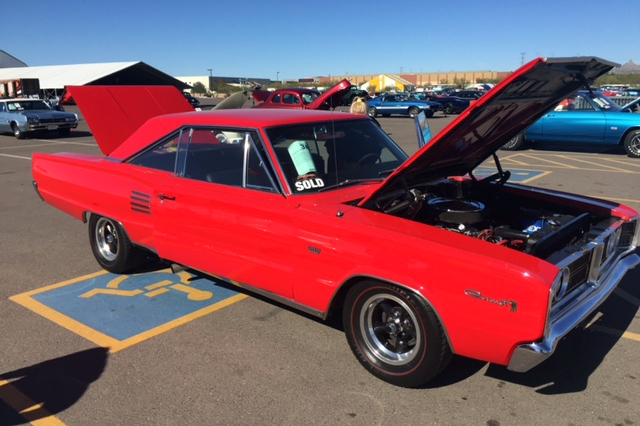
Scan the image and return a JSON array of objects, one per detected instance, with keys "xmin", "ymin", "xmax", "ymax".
[{"xmin": 192, "ymin": 81, "xmax": 207, "ymax": 95}]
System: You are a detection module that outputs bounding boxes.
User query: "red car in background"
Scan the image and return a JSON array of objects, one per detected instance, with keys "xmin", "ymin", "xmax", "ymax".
[
  {"xmin": 252, "ymin": 79, "xmax": 352, "ymax": 110},
  {"xmin": 32, "ymin": 58, "xmax": 639, "ymax": 387}
]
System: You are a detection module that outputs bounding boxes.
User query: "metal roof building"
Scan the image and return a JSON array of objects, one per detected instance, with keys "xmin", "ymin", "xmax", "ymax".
[{"xmin": 0, "ymin": 61, "xmax": 190, "ymax": 96}]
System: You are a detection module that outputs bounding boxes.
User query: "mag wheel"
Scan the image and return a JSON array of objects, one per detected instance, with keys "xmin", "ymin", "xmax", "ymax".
[
  {"xmin": 408, "ymin": 107, "xmax": 420, "ymax": 118},
  {"xmin": 443, "ymin": 103, "xmax": 455, "ymax": 115},
  {"xmin": 367, "ymin": 107, "xmax": 377, "ymax": 118},
  {"xmin": 623, "ymin": 130, "xmax": 640, "ymax": 158},
  {"xmin": 501, "ymin": 132, "xmax": 526, "ymax": 150},
  {"xmin": 343, "ymin": 281, "xmax": 451, "ymax": 388},
  {"xmin": 89, "ymin": 215, "xmax": 144, "ymax": 273},
  {"xmin": 12, "ymin": 123, "xmax": 26, "ymax": 139}
]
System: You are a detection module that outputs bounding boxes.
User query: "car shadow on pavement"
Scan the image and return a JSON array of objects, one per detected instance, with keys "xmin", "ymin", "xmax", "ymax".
[
  {"xmin": 0, "ymin": 347, "xmax": 108, "ymax": 425},
  {"xmin": 484, "ymin": 265, "xmax": 640, "ymax": 395}
]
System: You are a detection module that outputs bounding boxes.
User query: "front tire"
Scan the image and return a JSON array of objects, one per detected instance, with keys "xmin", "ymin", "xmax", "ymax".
[
  {"xmin": 623, "ymin": 130, "xmax": 640, "ymax": 158},
  {"xmin": 501, "ymin": 132, "xmax": 526, "ymax": 150},
  {"xmin": 12, "ymin": 123, "xmax": 26, "ymax": 139},
  {"xmin": 443, "ymin": 103, "xmax": 455, "ymax": 115},
  {"xmin": 89, "ymin": 215, "xmax": 144, "ymax": 273},
  {"xmin": 343, "ymin": 281, "xmax": 451, "ymax": 387}
]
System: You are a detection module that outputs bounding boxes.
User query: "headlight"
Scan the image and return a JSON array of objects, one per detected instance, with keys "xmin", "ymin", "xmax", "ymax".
[
  {"xmin": 27, "ymin": 117, "xmax": 39, "ymax": 124},
  {"xmin": 550, "ymin": 267, "xmax": 570, "ymax": 303},
  {"xmin": 65, "ymin": 116, "xmax": 77, "ymax": 122}
]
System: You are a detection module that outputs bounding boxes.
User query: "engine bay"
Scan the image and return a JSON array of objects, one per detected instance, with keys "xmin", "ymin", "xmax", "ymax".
[{"xmin": 378, "ymin": 175, "xmax": 611, "ymax": 261}]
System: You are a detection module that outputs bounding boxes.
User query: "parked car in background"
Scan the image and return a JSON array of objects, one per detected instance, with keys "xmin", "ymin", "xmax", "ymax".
[
  {"xmin": 32, "ymin": 57, "xmax": 639, "ymax": 388},
  {"xmin": 341, "ymin": 87, "xmax": 370, "ymax": 106},
  {"xmin": 183, "ymin": 93, "xmax": 200, "ymax": 108},
  {"xmin": 367, "ymin": 93, "xmax": 442, "ymax": 118},
  {"xmin": 502, "ymin": 90, "xmax": 640, "ymax": 157},
  {"xmin": 252, "ymin": 79, "xmax": 352, "ymax": 110},
  {"xmin": 0, "ymin": 98, "xmax": 78, "ymax": 139},
  {"xmin": 423, "ymin": 94, "xmax": 470, "ymax": 114},
  {"xmin": 452, "ymin": 90, "xmax": 486, "ymax": 100}
]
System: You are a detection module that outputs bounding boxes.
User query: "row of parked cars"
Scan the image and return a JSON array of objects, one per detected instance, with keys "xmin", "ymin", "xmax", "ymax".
[{"xmin": 366, "ymin": 90, "xmax": 485, "ymax": 117}]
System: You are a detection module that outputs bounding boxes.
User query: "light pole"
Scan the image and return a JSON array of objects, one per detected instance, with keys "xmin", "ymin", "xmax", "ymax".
[{"xmin": 276, "ymin": 71, "xmax": 279, "ymax": 83}]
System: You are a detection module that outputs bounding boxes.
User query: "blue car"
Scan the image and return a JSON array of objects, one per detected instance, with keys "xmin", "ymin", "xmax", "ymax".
[
  {"xmin": 367, "ymin": 94, "xmax": 442, "ymax": 118},
  {"xmin": 502, "ymin": 90, "xmax": 640, "ymax": 158},
  {"xmin": 0, "ymin": 98, "xmax": 78, "ymax": 139}
]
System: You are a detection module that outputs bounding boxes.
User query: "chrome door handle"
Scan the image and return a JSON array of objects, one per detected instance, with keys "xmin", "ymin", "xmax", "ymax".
[{"xmin": 157, "ymin": 194, "xmax": 176, "ymax": 201}]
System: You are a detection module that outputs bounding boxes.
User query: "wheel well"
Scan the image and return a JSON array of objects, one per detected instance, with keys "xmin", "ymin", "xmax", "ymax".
[{"xmin": 620, "ymin": 127, "xmax": 640, "ymax": 145}]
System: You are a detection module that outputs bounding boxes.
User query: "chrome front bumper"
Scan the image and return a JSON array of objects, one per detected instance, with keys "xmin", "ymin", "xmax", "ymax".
[{"xmin": 507, "ymin": 252, "xmax": 640, "ymax": 372}]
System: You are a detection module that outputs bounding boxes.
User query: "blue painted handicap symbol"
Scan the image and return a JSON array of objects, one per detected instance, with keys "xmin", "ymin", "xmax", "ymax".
[
  {"xmin": 473, "ymin": 167, "xmax": 545, "ymax": 183},
  {"xmin": 28, "ymin": 270, "xmax": 243, "ymax": 344}
]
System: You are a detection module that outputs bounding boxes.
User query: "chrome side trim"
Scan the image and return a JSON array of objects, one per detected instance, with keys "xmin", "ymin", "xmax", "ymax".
[{"xmin": 508, "ymin": 253, "xmax": 640, "ymax": 372}]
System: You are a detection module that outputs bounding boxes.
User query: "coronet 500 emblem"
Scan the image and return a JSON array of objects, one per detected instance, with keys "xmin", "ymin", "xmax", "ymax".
[
  {"xmin": 295, "ymin": 178, "xmax": 325, "ymax": 191},
  {"xmin": 464, "ymin": 289, "xmax": 518, "ymax": 313}
]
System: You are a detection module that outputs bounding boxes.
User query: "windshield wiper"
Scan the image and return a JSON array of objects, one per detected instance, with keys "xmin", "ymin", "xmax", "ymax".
[
  {"xmin": 378, "ymin": 168, "xmax": 396, "ymax": 176},
  {"xmin": 318, "ymin": 178, "xmax": 383, "ymax": 192}
]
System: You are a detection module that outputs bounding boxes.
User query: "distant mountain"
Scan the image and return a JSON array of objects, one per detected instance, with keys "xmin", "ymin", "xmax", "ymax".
[{"xmin": 610, "ymin": 60, "xmax": 640, "ymax": 74}]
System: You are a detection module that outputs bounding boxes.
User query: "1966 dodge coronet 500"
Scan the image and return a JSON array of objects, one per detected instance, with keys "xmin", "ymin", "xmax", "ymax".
[{"xmin": 32, "ymin": 58, "xmax": 639, "ymax": 387}]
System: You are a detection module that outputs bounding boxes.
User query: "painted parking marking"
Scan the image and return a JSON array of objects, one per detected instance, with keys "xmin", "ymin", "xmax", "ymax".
[
  {"xmin": 474, "ymin": 167, "xmax": 549, "ymax": 184},
  {"xmin": 0, "ymin": 153, "xmax": 31, "ymax": 160},
  {"xmin": 554, "ymin": 154, "xmax": 633, "ymax": 172},
  {"xmin": 10, "ymin": 269, "xmax": 248, "ymax": 352},
  {"xmin": 0, "ymin": 380, "xmax": 68, "ymax": 426},
  {"xmin": 500, "ymin": 153, "xmax": 640, "ymax": 174}
]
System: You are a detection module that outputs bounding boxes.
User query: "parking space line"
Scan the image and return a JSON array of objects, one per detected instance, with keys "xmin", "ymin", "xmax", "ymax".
[
  {"xmin": 591, "ymin": 325, "xmax": 640, "ymax": 342},
  {"xmin": 614, "ymin": 288, "xmax": 640, "ymax": 307},
  {"xmin": 0, "ymin": 153, "xmax": 30, "ymax": 160},
  {"xmin": 0, "ymin": 379, "xmax": 68, "ymax": 426},
  {"xmin": 600, "ymin": 157, "xmax": 640, "ymax": 168},
  {"xmin": 32, "ymin": 139, "xmax": 96, "ymax": 147},
  {"xmin": 519, "ymin": 154, "xmax": 581, "ymax": 169},
  {"xmin": 554, "ymin": 155, "xmax": 634, "ymax": 172},
  {"xmin": 10, "ymin": 270, "xmax": 249, "ymax": 353},
  {"xmin": 517, "ymin": 170, "xmax": 552, "ymax": 184}
]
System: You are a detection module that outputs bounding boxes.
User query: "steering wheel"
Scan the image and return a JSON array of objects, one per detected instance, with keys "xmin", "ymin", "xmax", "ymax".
[{"xmin": 357, "ymin": 153, "xmax": 381, "ymax": 166}]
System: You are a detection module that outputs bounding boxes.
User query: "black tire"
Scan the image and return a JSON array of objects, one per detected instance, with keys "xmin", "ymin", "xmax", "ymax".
[
  {"xmin": 443, "ymin": 103, "xmax": 455, "ymax": 115},
  {"xmin": 88, "ymin": 214, "xmax": 144, "ymax": 273},
  {"xmin": 623, "ymin": 130, "xmax": 640, "ymax": 158},
  {"xmin": 12, "ymin": 123, "xmax": 26, "ymax": 139},
  {"xmin": 501, "ymin": 132, "xmax": 526, "ymax": 151},
  {"xmin": 343, "ymin": 281, "xmax": 451, "ymax": 388},
  {"xmin": 424, "ymin": 110, "xmax": 434, "ymax": 118},
  {"xmin": 367, "ymin": 107, "xmax": 378, "ymax": 118},
  {"xmin": 58, "ymin": 128, "xmax": 71, "ymax": 137},
  {"xmin": 408, "ymin": 107, "xmax": 420, "ymax": 118}
]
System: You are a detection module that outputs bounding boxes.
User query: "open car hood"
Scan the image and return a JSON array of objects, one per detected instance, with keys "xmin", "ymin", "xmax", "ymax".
[
  {"xmin": 359, "ymin": 57, "xmax": 618, "ymax": 209},
  {"xmin": 307, "ymin": 79, "xmax": 352, "ymax": 109},
  {"xmin": 64, "ymin": 85, "xmax": 193, "ymax": 155}
]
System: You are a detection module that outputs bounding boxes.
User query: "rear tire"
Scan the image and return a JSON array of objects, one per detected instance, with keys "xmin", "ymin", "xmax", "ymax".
[
  {"xmin": 408, "ymin": 107, "xmax": 420, "ymax": 118},
  {"xmin": 501, "ymin": 132, "xmax": 526, "ymax": 150},
  {"xmin": 623, "ymin": 130, "xmax": 640, "ymax": 158},
  {"xmin": 367, "ymin": 107, "xmax": 378, "ymax": 118},
  {"xmin": 343, "ymin": 281, "xmax": 451, "ymax": 388},
  {"xmin": 443, "ymin": 103, "xmax": 455, "ymax": 115},
  {"xmin": 89, "ymin": 215, "xmax": 144, "ymax": 273}
]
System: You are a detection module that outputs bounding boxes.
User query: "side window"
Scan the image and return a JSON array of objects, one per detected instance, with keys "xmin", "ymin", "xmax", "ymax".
[
  {"xmin": 572, "ymin": 95, "xmax": 595, "ymax": 111},
  {"xmin": 272, "ymin": 94, "xmax": 281, "ymax": 104},
  {"xmin": 0, "ymin": 103, "xmax": 5, "ymax": 112},
  {"xmin": 283, "ymin": 94, "xmax": 300, "ymax": 104},
  {"xmin": 183, "ymin": 128, "xmax": 244, "ymax": 186},
  {"xmin": 128, "ymin": 130, "xmax": 188, "ymax": 172},
  {"xmin": 247, "ymin": 133, "xmax": 276, "ymax": 191}
]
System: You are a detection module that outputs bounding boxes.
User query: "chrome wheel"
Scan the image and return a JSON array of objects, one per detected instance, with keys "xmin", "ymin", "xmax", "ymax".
[
  {"xmin": 359, "ymin": 293, "xmax": 421, "ymax": 365},
  {"xmin": 95, "ymin": 217, "xmax": 119, "ymax": 261},
  {"xmin": 624, "ymin": 130, "xmax": 640, "ymax": 158},
  {"xmin": 408, "ymin": 107, "xmax": 419, "ymax": 118}
]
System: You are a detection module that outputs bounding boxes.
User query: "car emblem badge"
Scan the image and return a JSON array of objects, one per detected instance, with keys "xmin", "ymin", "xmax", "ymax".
[{"xmin": 464, "ymin": 289, "xmax": 518, "ymax": 313}]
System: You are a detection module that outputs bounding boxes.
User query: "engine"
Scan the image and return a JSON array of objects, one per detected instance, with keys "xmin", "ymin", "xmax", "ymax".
[{"xmin": 380, "ymin": 178, "xmax": 607, "ymax": 260}]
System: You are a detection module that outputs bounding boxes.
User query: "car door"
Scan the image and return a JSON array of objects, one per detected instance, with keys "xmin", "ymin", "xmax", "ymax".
[
  {"xmin": 0, "ymin": 102, "xmax": 10, "ymax": 132},
  {"xmin": 146, "ymin": 127, "xmax": 298, "ymax": 298},
  {"xmin": 535, "ymin": 94, "xmax": 606, "ymax": 143}
]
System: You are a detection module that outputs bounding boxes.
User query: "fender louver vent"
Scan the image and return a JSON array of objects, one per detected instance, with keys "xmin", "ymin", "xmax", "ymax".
[{"xmin": 130, "ymin": 191, "xmax": 152, "ymax": 215}]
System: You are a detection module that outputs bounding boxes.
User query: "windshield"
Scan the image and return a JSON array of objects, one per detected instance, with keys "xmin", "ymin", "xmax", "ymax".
[
  {"xmin": 6, "ymin": 101, "xmax": 52, "ymax": 112},
  {"xmin": 266, "ymin": 119, "xmax": 408, "ymax": 193},
  {"xmin": 301, "ymin": 92, "xmax": 320, "ymax": 104}
]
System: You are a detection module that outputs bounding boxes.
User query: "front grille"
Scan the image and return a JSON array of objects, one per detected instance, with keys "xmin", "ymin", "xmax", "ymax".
[
  {"xmin": 38, "ymin": 118, "xmax": 64, "ymax": 124},
  {"xmin": 620, "ymin": 221, "xmax": 637, "ymax": 247},
  {"xmin": 567, "ymin": 251, "xmax": 591, "ymax": 294}
]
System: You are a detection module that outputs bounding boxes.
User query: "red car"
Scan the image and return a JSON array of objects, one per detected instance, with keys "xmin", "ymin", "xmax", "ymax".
[
  {"xmin": 32, "ymin": 57, "xmax": 639, "ymax": 387},
  {"xmin": 252, "ymin": 79, "xmax": 352, "ymax": 110}
]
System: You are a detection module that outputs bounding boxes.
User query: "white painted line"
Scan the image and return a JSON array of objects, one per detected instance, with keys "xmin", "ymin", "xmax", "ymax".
[
  {"xmin": 0, "ymin": 153, "xmax": 30, "ymax": 160},
  {"xmin": 32, "ymin": 139, "xmax": 96, "ymax": 146}
]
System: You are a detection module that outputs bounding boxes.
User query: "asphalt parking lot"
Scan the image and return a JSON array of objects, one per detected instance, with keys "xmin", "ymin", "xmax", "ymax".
[{"xmin": 1, "ymin": 104, "xmax": 639, "ymax": 426}]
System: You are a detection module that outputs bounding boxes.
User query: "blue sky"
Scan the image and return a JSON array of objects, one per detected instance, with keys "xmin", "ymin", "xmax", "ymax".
[{"xmin": 4, "ymin": 0, "xmax": 638, "ymax": 80}]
